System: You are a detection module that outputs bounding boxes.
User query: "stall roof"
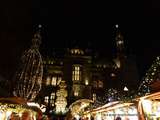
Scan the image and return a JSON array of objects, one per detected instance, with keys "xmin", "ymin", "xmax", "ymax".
[{"xmin": 136, "ymin": 91, "xmax": 160, "ymax": 100}]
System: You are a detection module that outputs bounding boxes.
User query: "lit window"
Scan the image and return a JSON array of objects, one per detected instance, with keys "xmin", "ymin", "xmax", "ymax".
[
  {"xmin": 51, "ymin": 77, "xmax": 57, "ymax": 86},
  {"xmin": 93, "ymin": 93, "xmax": 96, "ymax": 101},
  {"xmin": 85, "ymin": 79, "xmax": 89, "ymax": 85},
  {"xmin": 50, "ymin": 93, "xmax": 55, "ymax": 106},
  {"xmin": 72, "ymin": 65, "xmax": 81, "ymax": 81},
  {"xmin": 103, "ymin": 65, "xmax": 106, "ymax": 68},
  {"xmin": 57, "ymin": 77, "xmax": 62, "ymax": 85},
  {"xmin": 73, "ymin": 85, "xmax": 80, "ymax": 97},
  {"xmin": 71, "ymin": 49, "xmax": 84, "ymax": 55},
  {"xmin": 44, "ymin": 96, "xmax": 49, "ymax": 104},
  {"xmin": 46, "ymin": 77, "xmax": 51, "ymax": 85},
  {"xmin": 75, "ymin": 49, "xmax": 78, "ymax": 54},
  {"xmin": 74, "ymin": 91, "xmax": 79, "ymax": 96},
  {"xmin": 51, "ymin": 61, "xmax": 54, "ymax": 64}
]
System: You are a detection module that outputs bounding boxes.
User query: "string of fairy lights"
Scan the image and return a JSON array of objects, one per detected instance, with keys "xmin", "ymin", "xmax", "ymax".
[
  {"xmin": 13, "ymin": 29, "xmax": 43, "ymax": 101},
  {"xmin": 138, "ymin": 56, "xmax": 160, "ymax": 96},
  {"xmin": 0, "ymin": 103, "xmax": 39, "ymax": 114}
]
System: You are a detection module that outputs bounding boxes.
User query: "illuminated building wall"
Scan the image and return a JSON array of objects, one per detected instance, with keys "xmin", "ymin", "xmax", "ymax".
[
  {"xmin": 39, "ymin": 46, "xmax": 139, "ymax": 114},
  {"xmin": 63, "ymin": 48, "xmax": 92, "ymax": 103},
  {"xmin": 38, "ymin": 25, "xmax": 139, "ymax": 113}
]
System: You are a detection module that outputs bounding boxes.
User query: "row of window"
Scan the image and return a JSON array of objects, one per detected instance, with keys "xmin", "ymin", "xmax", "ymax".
[
  {"xmin": 44, "ymin": 93, "xmax": 97, "ymax": 106},
  {"xmin": 72, "ymin": 65, "xmax": 81, "ymax": 81},
  {"xmin": 45, "ymin": 76, "xmax": 103, "ymax": 88},
  {"xmin": 70, "ymin": 49, "xmax": 84, "ymax": 55},
  {"xmin": 43, "ymin": 61, "xmax": 63, "ymax": 65},
  {"xmin": 96, "ymin": 64, "xmax": 107, "ymax": 68},
  {"xmin": 45, "ymin": 65, "xmax": 81, "ymax": 86},
  {"xmin": 46, "ymin": 76, "xmax": 62, "ymax": 86}
]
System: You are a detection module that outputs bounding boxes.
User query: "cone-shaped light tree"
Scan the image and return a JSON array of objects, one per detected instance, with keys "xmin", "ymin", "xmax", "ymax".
[{"xmin": 13, "ymin": 26, "xmax": 43, "ymax": 101}]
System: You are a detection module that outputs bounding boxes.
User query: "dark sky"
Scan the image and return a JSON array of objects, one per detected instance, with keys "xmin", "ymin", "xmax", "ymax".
[{"xmin": 0, "ymin": 0, "xmax": 160, "ymax": 80}]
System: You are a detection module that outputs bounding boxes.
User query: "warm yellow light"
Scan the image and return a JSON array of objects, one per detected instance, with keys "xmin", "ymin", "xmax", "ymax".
[
  {"xmin": 46, "ymin": 77, "xmax": 51, "ymax": 85},
  {"xmin": 141, "ymin": 99, "xmax": 152, "ymax": 113},
  {"xmin": 117, "ymin": 40, "xmax": 123, "ymax": 45},
  {"xmin": 95, "ymin": 113, "xmax": 101, "ymax": 120},
  {"xmin": 72, "ymin": 65, "xmax": 81, "ymax": 81},
  {"xmin": 85, "ymin": 79, "xmax": 89, "ymax": 85},
  {"xmin": 74, "ymin": 91, "xmax": 79, "ymax": 96},
  {"xmin": 6, "ymin": 111, "xmax": 12, "ymax": 119},
  {"xmin": 93, "ymin": 93, "xmax": 96, "ymax": 102},
  {"xmin": 80, "ymin": 102, "xmax": 89, "ymax": 109},
  {"xmin": 114, "ymin": 59, "xmax": 121, "ymax": 68},
  {"xmin": 51, "ymin": 77, "xmax": 57, "ymax": 86},
  {"xmin": 27, "ymin": 102, "xmax": 40, "ymax": 108}
]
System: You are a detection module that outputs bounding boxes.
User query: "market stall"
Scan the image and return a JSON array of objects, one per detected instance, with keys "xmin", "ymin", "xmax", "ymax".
[
  {"xmin": 0, "ymin": 97, "xmax": 42, "ymax": 120},
  {"xmin": 137, "ymin": 91, "xmax": 160, "ymax": 120},
  {"xmin": 84, "ymin": 101, "xmax": 139, "ymax": 120},
  {"xmin": 83, "ymin": 91, "xmax": 160, "ymax": 120}
]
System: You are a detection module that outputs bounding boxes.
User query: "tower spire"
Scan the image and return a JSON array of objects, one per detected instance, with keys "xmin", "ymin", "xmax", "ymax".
[
  {"xmin": 32, "ymin": 24, "xmax": 42, "ymax": 49},
  {"xmin": 115, "ymin": 24, "xmax": 124, "ymax": 53},
  {"xmin": 113, "ymin": 24, "xmax": 126, "ymax": 70}
]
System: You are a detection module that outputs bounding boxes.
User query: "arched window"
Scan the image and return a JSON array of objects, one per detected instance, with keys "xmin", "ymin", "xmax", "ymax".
[
  {"xmin": 51, "ymin": 77, "xmax": 57, "ymax": 86},
  {"xmin": 50, "ymin": 93, "xmax": 55, "ymax": 106},
  {"xmin": 72, "ymin": 65, "xmax": 81, "ymax": 81},
  {"xmin": 51, "ymin": 76, "xmax": 62, "ymax": 86},
  {"xmin": 44, "ymin": 96, "xmax": 49, "ymax": 104},
  {"xmin": 46, "ymin": 77, "xmax": 51, "ymax": 85},
  {"xmin": 93, "ymin": 93, "xmax": 96, "ymax": 101},
  {"xmin": 73, "ymin": 85, "xmax": 80, "ymax": 96}
]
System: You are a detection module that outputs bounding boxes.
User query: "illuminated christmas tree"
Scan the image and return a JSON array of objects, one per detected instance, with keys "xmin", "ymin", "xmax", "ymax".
[
  {"xmin": 13, "ymin": 26, "xmax": 43, "ymax": 101},
  {"xmin": 55, "ymin": 80, "xmax": 68, "ymax": 114},
  {"xmin": 138, "ymin": 56, "xmax": 160, "ymax": 96}
]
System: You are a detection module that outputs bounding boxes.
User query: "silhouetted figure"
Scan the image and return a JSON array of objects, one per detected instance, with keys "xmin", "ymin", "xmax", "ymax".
[{"xmin": 115, "ymin": 116, "xmax": 121, "ymax": 120}]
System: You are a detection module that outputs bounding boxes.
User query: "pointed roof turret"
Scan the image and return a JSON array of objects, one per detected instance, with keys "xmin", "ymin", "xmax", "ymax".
[
  {"xmin": 31, "ymin": 24, "xmax": 42, "ymax": 49},
  {"xmin": 113, "ymin": 24, "xmax": 126, "ymax": 69},
  {"xmin": 115, "ymin": 24, "xmax": 124, "ymax": 52}
]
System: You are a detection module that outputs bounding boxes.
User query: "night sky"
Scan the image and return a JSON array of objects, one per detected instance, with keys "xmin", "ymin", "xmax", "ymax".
[{"xmin": 0, "ymin": 0, "xmax": 160, "ymax": 80}]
